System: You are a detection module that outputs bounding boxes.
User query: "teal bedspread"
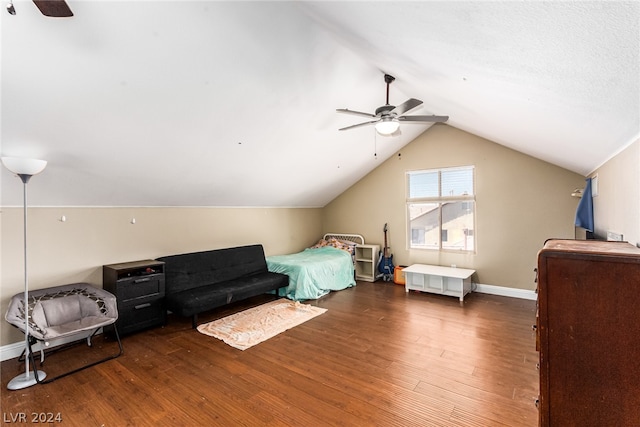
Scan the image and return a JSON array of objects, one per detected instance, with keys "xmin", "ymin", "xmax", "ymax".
[{"xmin": 266, "ymin": 246, "xmax": 356, "ymax": 301}]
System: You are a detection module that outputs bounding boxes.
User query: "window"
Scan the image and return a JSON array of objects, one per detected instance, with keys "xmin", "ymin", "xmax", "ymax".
[{"xmin": 407, "ymin": 166, "xmax": 475, "ymax": 252}]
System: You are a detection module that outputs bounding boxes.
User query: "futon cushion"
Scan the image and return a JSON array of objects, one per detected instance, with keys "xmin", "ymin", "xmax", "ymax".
[
  {"xmin": 165, "ymin": 271, "xmax": 288, "ymax": 317},
  {"xmin": 158, "ymin": 245, "xmax": 270, "ymax": 295}
]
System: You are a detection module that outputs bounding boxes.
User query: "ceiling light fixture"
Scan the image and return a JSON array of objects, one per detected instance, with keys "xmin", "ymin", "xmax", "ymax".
[
  {"xmin": 375, "ymin": 118, "xmax": 399, "ymax": 136},
  {"xmin": 7, "ymin": 1, "xmax": 16, "ymax": 15}
]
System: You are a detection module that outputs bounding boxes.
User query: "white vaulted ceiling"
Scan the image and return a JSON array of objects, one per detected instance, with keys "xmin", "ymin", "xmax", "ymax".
[{"xmin": 1, "ymin": 1, "xmax": 638, "ymax": 207}]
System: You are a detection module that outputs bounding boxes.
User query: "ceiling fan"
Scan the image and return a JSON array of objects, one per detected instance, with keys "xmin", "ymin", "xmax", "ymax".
[
  {"xmin": 336, "ymin": 74, "xmax": 448, "ymax": 135},
  {"xmin": 6, "ymin": 0, "xmax": 73, "ymax": 17}
]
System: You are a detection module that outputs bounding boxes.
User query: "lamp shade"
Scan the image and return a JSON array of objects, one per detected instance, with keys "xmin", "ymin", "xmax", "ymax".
[
  {"xmin": 375, "ymin": 119, "xmax": 399, "ymax": 135},
  {"xmin": 1, "ymin": 157, "xmax": 47, "ymax": 176}
]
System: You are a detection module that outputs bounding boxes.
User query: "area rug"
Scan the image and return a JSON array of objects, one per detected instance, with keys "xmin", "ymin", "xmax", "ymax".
[{"xmin": 197, "ymin": 299, "xmax": 327, "ymax": 350}]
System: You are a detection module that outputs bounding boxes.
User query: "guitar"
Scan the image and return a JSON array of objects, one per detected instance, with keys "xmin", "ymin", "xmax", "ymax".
[{"xmin": 377, "ymin": 223, "xmax": 395, "ymax": 281}]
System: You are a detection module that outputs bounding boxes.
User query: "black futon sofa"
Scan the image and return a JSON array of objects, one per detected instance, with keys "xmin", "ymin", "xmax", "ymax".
[{"xmin": 157, "ymin": 244, "xmax": 288, "ymax": 328}]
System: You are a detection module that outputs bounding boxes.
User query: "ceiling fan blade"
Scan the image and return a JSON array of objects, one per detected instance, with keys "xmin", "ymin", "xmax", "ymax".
[
  {"xmin": 391, "ymin": 98, "xmax": 423, "ymax": 116},
  {"xmin": 398, "ymin": 115, "xmax": 449, "ymax": 123},
  {"xmin": 336, "ymin": 108, "xmax": 377, "ymax": 118},
  {"xmin": 33, "ymin": 0, "xmax": 73, "ymax": 17},
  {"xmin": 338, "ymin": 120, "xmax": 379, "ymax": 131}
]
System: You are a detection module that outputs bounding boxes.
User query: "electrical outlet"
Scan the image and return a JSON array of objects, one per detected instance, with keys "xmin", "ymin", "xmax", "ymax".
[{"xmin": 607, "ymin": 231, "xmax": 623, "ymax": 241}]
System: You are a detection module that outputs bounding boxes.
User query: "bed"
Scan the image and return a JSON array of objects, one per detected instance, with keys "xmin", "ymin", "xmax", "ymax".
[{"xmin": 266, "ymin": 233, "xmax": 364, "ymax": 301}]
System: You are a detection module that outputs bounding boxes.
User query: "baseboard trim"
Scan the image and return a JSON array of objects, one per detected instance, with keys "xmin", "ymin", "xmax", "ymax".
[
  {"xmin": 0, "ymin": 341, "xmax": 25, "ymax": 362},
  {"xmin": 0, "ymin": 330, "xmax": 98, "ymax": 362},
  {"xmin": 474, "ymin": 283, "xmax": 537, "ymax": 300}
]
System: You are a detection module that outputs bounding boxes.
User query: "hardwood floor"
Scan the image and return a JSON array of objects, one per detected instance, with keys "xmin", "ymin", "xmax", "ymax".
[{"xmin": 1, "ymin": 282, "xmax": 539, "ymax": 426}]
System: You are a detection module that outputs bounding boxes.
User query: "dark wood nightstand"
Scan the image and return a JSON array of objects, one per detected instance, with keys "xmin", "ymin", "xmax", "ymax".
[{"xmin": 103, "ymin": 259, "xmax": 165, "ymax": 335}]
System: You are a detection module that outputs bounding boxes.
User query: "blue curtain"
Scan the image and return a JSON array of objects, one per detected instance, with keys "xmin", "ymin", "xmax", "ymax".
[{"xmin": 575, "ymin": 177, "xmax": 594, "ymax": 232}]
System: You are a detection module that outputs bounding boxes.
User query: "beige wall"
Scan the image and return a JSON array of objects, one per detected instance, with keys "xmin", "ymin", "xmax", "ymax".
[
  {"xmin": 5, "ymin": 129, "xmax": 627, "ymax": 348},
  {"xmin": 322, "ymin": 124, "xmax": 585, "ymax": 290},
  {"xmin": 0, "ymin": 207, "xmax": 322, "ymax": 346},
  {"xmin": 592, "ymin": 138, "xmax": 640, "ymax": 246}
]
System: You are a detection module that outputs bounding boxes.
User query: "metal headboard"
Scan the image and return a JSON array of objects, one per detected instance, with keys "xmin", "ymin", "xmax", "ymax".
[{"xmin": 323, "ymin": 233, "xmax": 365, "ymax": 245}]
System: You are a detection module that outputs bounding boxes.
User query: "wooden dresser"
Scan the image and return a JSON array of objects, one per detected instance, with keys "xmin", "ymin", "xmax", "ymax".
[{"xmin": 536, "ymin": 239, "xmax": 640, "ymax": 426}]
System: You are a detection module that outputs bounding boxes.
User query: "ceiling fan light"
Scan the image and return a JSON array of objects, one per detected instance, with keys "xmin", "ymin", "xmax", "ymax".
[{"xmin": 375, "ymin": 119, "xmax": 399, "ymax": 135}]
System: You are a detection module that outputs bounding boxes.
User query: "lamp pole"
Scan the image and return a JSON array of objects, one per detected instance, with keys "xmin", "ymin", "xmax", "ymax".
[{"xmin": 2, "ymin": 157, "xmax": 47, "ymax": 390}]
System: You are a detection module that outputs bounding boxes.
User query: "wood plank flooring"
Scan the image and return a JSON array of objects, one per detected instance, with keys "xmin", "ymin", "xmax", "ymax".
[{"xmin": 1, "ymin": 282, "xmax": 539, "ymax": 426}]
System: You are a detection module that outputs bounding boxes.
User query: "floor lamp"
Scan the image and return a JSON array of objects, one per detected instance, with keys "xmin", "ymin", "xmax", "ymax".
[{"xmin": 2, "ymin": 157, "xmax": 48, "ymax": 390}]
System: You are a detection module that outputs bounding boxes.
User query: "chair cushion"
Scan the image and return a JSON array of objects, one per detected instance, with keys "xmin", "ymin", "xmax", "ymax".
[
  {"xmin": 41, "ymin": 295, "xmax": 82, "ymax": 326},
  {"xmin": 5, "ymin": 283, "xmax": 118, "ymax": 341}
]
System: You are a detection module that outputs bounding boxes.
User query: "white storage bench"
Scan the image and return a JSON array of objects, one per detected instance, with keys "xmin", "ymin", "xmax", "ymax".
[{"xmin": 403, "ymin": 264, "xmax": 475, "ymax": 305}]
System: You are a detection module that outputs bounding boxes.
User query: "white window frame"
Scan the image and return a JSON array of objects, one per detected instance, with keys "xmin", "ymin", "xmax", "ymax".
[{"xmin": 406, "ymin": 166, "xmax": 476, "ymax": 253}]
